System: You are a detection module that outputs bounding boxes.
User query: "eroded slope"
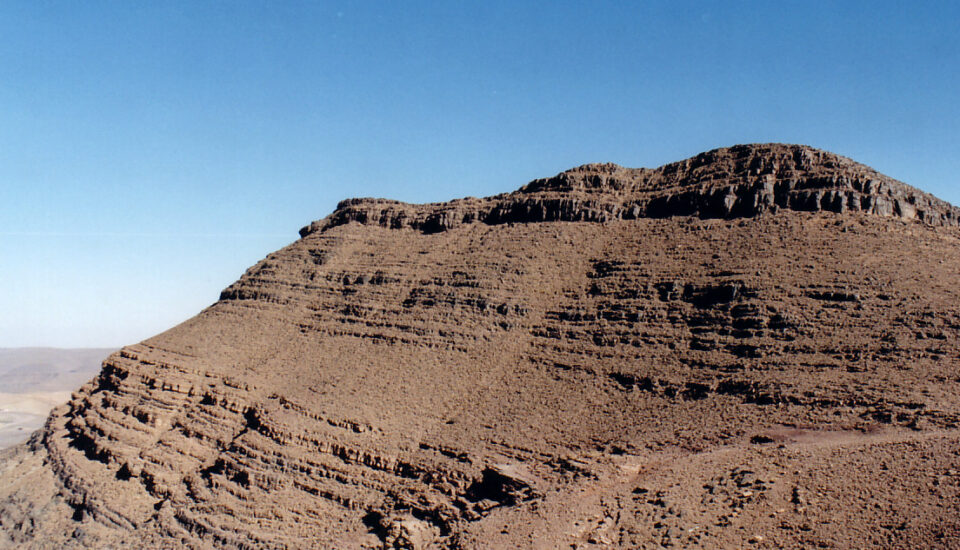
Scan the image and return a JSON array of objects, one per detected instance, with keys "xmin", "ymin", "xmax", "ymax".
[{"xmin": 2, "ymin": 144, "xmax": 959, "ymax": 549}]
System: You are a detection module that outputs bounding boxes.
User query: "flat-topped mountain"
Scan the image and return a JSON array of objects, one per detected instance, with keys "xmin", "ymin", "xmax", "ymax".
[{"xmin": 2, "ymin": 144, "xmax": 959, "ymax": 549}]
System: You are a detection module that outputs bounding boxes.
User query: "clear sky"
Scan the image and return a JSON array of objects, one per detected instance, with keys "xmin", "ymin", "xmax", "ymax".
[{"xmin": 1, "ymin": 1, "xmax": 958, "ymax": 347}]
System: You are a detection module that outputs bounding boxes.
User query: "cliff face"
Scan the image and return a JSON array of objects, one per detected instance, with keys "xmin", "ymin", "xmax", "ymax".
[{"xmin": 2, "ymin": 144, "xmax": 960, "ymax": 549}]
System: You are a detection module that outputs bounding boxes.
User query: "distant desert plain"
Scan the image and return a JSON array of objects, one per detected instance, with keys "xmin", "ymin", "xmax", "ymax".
[{"xmin": 0, "ymin": 348, "xmax": 112, "ymax": 449}]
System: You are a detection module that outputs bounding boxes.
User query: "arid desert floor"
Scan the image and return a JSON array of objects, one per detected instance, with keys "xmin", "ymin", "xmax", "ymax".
[{"xmin": 0, "ymin": 349, "xmax": 112, "ymax": 449}]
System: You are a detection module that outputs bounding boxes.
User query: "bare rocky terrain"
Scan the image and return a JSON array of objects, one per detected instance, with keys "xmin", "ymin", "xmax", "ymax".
[{"xmin": 1, "ymin": 144, "xmax": 959, "ymax": 548}]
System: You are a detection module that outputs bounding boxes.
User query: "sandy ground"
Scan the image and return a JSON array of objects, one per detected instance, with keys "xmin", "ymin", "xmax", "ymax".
[
  {"xmin": 0, "ymin": 391, "xmax": 74, "ymax": 449},
  {"xmin": 0, "ymin": 348, "xmax": 112, "ymax": 450}
]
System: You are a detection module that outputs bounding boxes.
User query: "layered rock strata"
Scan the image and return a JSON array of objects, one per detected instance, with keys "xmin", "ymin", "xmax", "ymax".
[
  {"xmin": 302, "ymin": 144, "xmax": 960, "ymax": 237},
  {"xmin": 1, "ymin": 144, "xmax": 959, "ymax": 549}
]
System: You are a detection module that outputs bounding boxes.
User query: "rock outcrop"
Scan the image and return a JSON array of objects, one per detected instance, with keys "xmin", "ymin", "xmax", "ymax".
[
  {"xmin": 301, "ymin": 144, "xmax": 960, "ymax": 237},
  {"xmin": 1, "ymin": 144, "xmax": 959, "ymax": 549}
]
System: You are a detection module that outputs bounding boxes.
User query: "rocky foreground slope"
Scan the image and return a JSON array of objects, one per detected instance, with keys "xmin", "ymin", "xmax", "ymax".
[{"xmin": 2, "ymin": 144, "xmax": 960, "ymax": 549}]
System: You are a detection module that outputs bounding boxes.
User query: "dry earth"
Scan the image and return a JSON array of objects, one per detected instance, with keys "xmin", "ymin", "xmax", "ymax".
[
  {"xmin": 0, "ymin": 349, "xmax": 112, "ymax": 450},
  {"xmin": 1, "ymin": 144, "xmax": 959, "ymax": 549}
]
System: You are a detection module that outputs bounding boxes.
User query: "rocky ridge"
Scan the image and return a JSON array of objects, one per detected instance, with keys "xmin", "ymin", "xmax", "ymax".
[
  {"xmin": 302, "ymin": 144, "xmax": 960, "ymax": 236},
  {"xmin": 1, "ymin": 144, "xmax": 959, "ymax": 549}
]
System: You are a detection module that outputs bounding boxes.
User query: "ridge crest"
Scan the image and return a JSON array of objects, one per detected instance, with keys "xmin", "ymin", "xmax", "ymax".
[{"xmin": 300, "ymin": 143, "xmax": 959, "ymax": 237}]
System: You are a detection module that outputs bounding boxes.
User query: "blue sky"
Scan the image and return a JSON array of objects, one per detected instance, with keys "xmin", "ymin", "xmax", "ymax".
[{"xmin": 1, "ymin": 1, "xmax": 958, "ymax": 347}]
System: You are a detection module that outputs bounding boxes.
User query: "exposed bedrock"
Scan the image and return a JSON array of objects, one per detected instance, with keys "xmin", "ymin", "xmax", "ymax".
[
  {"xmin": 301, "ymin": 144, "xmax": 960, "ymax": 237},
  {"xmin": 1, "ymin": 143, "xmax": 959, "ymax": 549}
]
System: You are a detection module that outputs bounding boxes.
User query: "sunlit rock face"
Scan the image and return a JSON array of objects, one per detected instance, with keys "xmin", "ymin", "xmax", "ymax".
[{"xmin": 2, "ymin": 144, "xmax": 960, "ymax": 549}]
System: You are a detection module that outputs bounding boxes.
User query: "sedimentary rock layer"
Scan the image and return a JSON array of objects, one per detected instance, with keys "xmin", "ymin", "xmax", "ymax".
[
  {"xmin": 302, "ymin": 144, "xmax": 960, "ymax": 237},
  {"xmin": 1, "ymin": 144, "xmax": 959, "ymax": 549}
]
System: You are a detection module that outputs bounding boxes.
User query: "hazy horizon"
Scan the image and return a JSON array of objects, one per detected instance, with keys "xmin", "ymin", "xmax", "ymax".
[
  {"xmin": 0, "ymin": 346, "xmax": 118, "ymax": 351},
  {"xmin": 3, "ymin": 1, "xmax": 959, "ymax": 347}
]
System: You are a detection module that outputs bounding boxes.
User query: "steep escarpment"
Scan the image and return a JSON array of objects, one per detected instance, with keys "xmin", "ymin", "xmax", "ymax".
[{"xmin": 2, "ymin": 144, "xmax": 960, "ymax": 549}]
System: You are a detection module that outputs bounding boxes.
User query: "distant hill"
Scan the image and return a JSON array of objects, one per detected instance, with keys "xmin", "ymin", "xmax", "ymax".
[{"xmin": 0, "ymin": 348, "xmax": 114, "ymax": 394}]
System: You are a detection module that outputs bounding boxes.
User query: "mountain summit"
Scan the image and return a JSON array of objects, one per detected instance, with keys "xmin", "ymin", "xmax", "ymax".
[
  {"xmin": 302, "ymin": 143, "xmax": 959, "ymax": 238},
  {"xmin": 2, "ymin": 144, "xmax": 959, "ymax": 549}
]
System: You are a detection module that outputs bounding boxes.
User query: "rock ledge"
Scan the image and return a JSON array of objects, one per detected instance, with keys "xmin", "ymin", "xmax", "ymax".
[{"xmin": 301, "ymin": 143, "xmax": 959, "ymax": 237}]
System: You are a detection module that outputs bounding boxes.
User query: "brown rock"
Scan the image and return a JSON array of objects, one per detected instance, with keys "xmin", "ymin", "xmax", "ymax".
[{"xmin": 1, "ymin": 143, "xmax": 960, "ymax": 549}]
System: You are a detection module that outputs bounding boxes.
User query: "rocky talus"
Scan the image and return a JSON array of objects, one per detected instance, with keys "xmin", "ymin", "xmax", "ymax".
[{"xmin": 1, "ymin": 144, "xmax": 959, "ymax": 549}]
